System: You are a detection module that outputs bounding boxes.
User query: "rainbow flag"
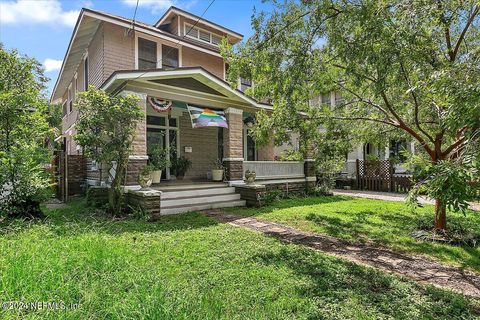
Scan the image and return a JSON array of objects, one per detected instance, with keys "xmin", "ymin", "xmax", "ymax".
[{"xmin": 187, "ymin": 105, "xmax": 228, "ymax": 129}]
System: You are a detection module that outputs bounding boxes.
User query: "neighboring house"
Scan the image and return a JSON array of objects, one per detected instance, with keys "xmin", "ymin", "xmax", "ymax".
[
  {"xmin": 51, "ymin": 6, "xmax": 315, "ymax": 209},
  {"xmin": 314, "ymin": 91, "xmax": 415, "ymax": 178}
]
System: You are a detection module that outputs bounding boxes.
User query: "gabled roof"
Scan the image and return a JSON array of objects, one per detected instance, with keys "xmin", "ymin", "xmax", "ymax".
[
  {"xmin": 100, "ymin": 67, "xmax": 272, "ymax": 111},
  {"xmin": 50, "ymin": 8, "xmax": 231, "ymax": 103},
  {"xmin": 154, "ymin": 6, "xmax": 244, "ymax": 39}
]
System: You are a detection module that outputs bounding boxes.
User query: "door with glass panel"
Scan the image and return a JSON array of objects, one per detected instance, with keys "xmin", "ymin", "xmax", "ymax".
[{"xmin": 146, "ymin": 114, "xmax": 179, "ymax": 180}]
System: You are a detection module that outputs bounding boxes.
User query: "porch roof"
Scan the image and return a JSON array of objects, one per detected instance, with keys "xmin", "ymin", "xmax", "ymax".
[{"xmin": 100, "ymin": 67, "xmax": 273, "ymax": 112}]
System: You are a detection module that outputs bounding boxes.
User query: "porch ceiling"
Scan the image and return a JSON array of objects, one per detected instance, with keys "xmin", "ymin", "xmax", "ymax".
[{"xmin": 101, "ymin": 67, "xmax": 272, "ymax": 111}]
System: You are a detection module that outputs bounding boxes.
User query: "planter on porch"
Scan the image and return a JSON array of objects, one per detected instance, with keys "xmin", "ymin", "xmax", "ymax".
[
  {"xmin": 151, "ymin": 170, "xmax": 162, "ymax": 184},
  {"xmin": 211, "ymin": 169, "xmax": 224, "ymax": 181}
]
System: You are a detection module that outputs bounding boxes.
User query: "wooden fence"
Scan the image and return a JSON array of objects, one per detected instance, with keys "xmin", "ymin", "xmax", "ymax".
[{"xmin": 356, "ymin": 159, "xmax": 412, "ymax": 193}]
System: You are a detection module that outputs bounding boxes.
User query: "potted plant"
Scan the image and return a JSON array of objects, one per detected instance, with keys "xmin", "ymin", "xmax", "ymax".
[
  {"xmin": 139, "ymin": 164, "xmax": 154, "ymax": 189},
  {"xmin": 149, "ymin": 146, "xmax": 169, "ymax": 184},
  {"xmin": 211, "ymin": 158, "xmax": 224, "ymax": 181},
  {"xmin": 172, "ymin": 156, "xmax": 192, "ymax": 180}
]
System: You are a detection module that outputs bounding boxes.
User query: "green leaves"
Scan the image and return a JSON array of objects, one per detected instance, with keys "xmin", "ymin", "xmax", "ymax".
[
  {"xmin": 74, "ymin": 87, "xmax": 143, "ymax": 213},
  {"xmin": 0, "ymin": 45, "xmax": 52, "ymax": 217}
]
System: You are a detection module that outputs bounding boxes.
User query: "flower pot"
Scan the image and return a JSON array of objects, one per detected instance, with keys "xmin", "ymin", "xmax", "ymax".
[
  {"xmin": 211, "ymin": 169, "xmax": 224, "ymax": 182},
  {"xmin": 151, "ymin": 170, "xmax": 162, "ymax": 184},
  {"xmin": 138, "ymin": 174, "xmax": 152, "ymax": 190}
]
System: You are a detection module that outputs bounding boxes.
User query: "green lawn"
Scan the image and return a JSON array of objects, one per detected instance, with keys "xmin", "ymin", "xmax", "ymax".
[
  {"xmin": 0, "ymin": 200, "xmax": 478, "ymax": 319},
  {"xmin": 228, "ymin": 196, "xmax": 480, "ymax": 273}
]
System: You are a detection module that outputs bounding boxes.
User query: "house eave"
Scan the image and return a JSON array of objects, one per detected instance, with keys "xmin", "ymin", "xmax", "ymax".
[
  {"xmin": 100, "ymin": 67, "xmax": 272, "ymax": 111},
  {"xmin": 154, "ymin": 6, "xmax": 244, "ymax": 40}
]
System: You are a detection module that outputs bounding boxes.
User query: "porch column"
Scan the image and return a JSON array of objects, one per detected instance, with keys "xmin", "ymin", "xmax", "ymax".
[
  {"xmin": 223, "ymin": 107, "xmax": 244, "ymax": 184},
  {"xmin": 122, "ymin": 91, "xmax": 148, "ymax": 186},
  {"xmin": 301, "ymin": 135, "xmax": 316, "ymax": 186}
]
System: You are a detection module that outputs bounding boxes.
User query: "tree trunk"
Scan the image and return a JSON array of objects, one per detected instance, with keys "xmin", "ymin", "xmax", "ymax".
[
  {"xmin": 434, "ymin": 198, "xmax": 447, "ymax": 230},
  {"xmin": 108, "ymin": 159, "xmax": 126, "ymax": 214}
]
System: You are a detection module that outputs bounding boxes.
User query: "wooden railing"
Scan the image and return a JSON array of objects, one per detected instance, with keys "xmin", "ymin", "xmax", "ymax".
[{"xmin": 243, "ymin": 161, "xmax": 305, "ymax": 180}]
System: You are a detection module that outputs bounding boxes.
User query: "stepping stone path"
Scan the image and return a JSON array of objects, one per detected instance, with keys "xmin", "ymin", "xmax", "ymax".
[{"xmin": 203, "ymin": 210, "xmax": 480, "ymax": 299}]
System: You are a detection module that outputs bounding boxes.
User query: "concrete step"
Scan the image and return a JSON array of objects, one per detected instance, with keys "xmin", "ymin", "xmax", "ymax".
[
  {"xmin": 161, "ymin": 200, "xmax": 246, "ymax": 215},
  {"xmin": 161, "ymin": 187, "xmax": 236, "ymax": 200},
  {"xmin": 155, "ymin": 183, "xmax": 227, "ymax": 192},
  {"xmin": 161, "ymin": 193, "xmax": 241, "ymax": 208}
]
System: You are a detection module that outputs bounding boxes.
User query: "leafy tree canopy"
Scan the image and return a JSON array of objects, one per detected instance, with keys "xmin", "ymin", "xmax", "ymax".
[
  {"xmin": 75, "ymin": 87, "xmax": 143, "ymax": 214},
  {"xmin": 0, "ymin": 44, "xmax": 53, "ymax": 217},
  {"xmin": 222, "ymin": 0, "xmax": 480, "ymax": 230}
]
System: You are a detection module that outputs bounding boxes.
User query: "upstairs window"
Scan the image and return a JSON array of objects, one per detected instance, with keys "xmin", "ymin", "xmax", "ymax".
[
  {"xmin": 67, "ymin": 84, "xmax": 73, "ymax": 113},
  {"xmin": 84, "ymin": 57, "xmax": 88, "ymax": 90},
  {"xmin": 321, "ymin": 93, "xmax": 331, "ymax": 106},
  {"xmin": 184, "ymin": 23, "xmax": 223, "ymax": 46},
  {"xmin": 162, "ymin": 45, "xmax": 179, "ymax": 69},
  {"xmin": 138, "ymin": 37, "xmax": 157, "ymax": 69},
  {"xmin": 334, "ymin": 91, "xmax": 344, "ymax": 105},
  {"xmin": 239, "ymin": 77, "xmax": 252, "ymax": 92}
]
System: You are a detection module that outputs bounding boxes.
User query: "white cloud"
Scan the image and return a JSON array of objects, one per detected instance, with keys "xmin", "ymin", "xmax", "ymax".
[
  {"xmin": 43, "ymin": 58, "xmax": 63, "ymax": 72},
  {"xmin": 122, "ymin": 0, "xmax": 173, "ymax": 13},
  {"xmin": 0, "ymin": 0, "xmax": 79, "ymax": 27}
]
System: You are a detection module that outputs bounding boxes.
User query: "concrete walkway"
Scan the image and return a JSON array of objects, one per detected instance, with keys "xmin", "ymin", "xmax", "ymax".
[
  {"xmin": 203, "ymin": 210, "xmax": 480, "ymax": 299},
  {"xmin": 332, "ymin": 189, "xmax": 480, "ymax": 211}
]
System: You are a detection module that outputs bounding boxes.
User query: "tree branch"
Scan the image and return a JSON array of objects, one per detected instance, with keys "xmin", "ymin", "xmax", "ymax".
[
  {"xmin": 399, "ymin": 60, "xmax": 435, "ymax": 143},
  {"xmin": 451, "ymin": 5, "xmax": 479, "ymax": 61}
]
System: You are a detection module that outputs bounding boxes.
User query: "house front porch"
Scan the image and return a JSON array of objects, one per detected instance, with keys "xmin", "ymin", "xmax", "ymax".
[{"xmin": 88, "ymin": 67, "xmax": 317, "ymax": 215}]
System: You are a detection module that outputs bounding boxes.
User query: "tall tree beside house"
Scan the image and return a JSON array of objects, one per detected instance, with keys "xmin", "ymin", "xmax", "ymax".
[
  {"xmin": 0, "ymin": 45, "xmax": 53, "ymax": 217},
  {"xmin": 75, "ymin": 87, "xmax": 142, "ymax": 214},
  {"xmin": 222, "ymin": 0, "xmax": 480, "ymax": 230}
]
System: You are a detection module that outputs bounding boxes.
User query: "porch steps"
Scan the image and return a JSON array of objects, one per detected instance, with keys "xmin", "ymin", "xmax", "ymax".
[{"xmin": 159, "ymin": 184, "xmax": 245, "ymax": 215}]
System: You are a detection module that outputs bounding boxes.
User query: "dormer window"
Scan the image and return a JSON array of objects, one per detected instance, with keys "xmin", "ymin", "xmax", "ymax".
[{"xmin": 184, "ymin": 23, "xmax": 222, "ymax": 46}]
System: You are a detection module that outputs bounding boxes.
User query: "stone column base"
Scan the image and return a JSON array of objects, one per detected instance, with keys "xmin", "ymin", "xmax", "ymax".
[
  {"xmin": 127, "ymin": 189, "xmax": 162, "ymax": 219},
  {"xmin": 125, "ymin": 158, "xmax": 148, "ymax": 186},
  {"xmin": 223, "ymin": 158, "xmax": 243, "ymax": 182},
  {"xmin": 235, "ymin": 184, "xmax": 266, "ymax": 207},
  {"xmin": 304, "ymin": 159, "xmax": 316, "ymax": 178}
]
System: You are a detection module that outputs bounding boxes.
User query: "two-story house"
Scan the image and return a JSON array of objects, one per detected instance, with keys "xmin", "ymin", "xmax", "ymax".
[{"xmin": 51, "ymin": 6, "xmax": 316, "ymax": 211}]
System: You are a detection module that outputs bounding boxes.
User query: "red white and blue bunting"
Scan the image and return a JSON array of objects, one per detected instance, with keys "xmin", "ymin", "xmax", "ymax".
[{"xmin": 148, "ymin": 96, "xmax": 172, "ymax": 113}]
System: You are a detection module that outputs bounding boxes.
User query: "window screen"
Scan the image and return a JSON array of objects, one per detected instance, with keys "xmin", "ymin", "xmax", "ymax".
[
  {"xmin": 84, "ymin": 57, "xmax": 88, "ymax": 90},
  {"xmin": 212, "ymin": 35, "xmax": 222, "ymax": 45},
  {"xmin": 162, "ymin": 45, "xmax": 179, "ymax": 69},
  {"xmin": 199, "ymin": 30, "xmax": 210, "ymax": 42},
  {"xmin": 138, "ymin": 37, "xmax": 157, "ymax": 69}
]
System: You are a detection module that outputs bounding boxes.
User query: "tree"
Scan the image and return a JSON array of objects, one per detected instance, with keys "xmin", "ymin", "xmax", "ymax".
[
  {"xmin": 0, "ymin": 45, "xmax": 53, "ymax": 217},
  {"xmin": 75, "ymin": 87, "xmax": 142, "ymax": 214},
  {"xmin": 222, "ymin": 0, "xmax": 480, "ymax": 231}
]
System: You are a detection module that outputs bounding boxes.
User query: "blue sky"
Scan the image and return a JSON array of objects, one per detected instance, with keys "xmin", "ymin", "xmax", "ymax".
[{"xmin": 0, "ymin": 0, "xmax": 273, "ymax": 95}]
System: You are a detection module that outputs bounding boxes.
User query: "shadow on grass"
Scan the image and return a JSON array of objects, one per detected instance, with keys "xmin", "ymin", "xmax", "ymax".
[
  {"xmin": 231, "ymin": 195, "xmax": 351, "ymax": 217},
  {"xmin": 0, "ymin": 198, "xmax": 218, "ymax": 237},
  {"xmin": 252, "ymin": 246, "xmax": 480, "ymax": 319}
]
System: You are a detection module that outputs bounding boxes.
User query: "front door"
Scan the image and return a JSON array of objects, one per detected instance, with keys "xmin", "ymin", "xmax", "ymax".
[{"xmin": 146, "ymin": 113, "xmax": 179, "ymax": 180}]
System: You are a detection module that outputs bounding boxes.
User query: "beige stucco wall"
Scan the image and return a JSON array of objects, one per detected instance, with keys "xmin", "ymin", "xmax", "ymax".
[
  {"xmin": 182, "ymin": 46, "xmax": 224, "ymax": 79},
  {"xmin": 179, "ymin": 111, "xmax": 219, "ymax": 180}
]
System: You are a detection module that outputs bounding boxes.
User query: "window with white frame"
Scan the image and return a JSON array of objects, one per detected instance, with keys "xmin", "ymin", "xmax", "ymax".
[
  {"xmin": 138, "ymin": 37, "xmax": 157, "ymax": 69},
  {"xmin": 184, "ymin": 23, "xmax": 223, "ymax": 46}
]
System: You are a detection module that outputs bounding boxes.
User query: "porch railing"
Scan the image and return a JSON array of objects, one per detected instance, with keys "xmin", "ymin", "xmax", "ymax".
[{"xmin": 243, "ymin": 161, "xmax": 305, "ymax": 180}]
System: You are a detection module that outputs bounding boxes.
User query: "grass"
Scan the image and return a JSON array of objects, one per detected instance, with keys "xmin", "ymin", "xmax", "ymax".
[
  {"xmin": 228, "ymin": 196, "xmax": 480, "ymax": 273},
  {"xmin": 0, "ymin": 199, "xmax": 478, "ymax": 319}
]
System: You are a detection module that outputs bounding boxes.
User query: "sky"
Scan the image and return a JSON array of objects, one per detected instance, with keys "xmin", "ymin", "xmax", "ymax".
[{"xmin": 0, "ymin": 0, "xmax": 273, "ymax": 96}]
